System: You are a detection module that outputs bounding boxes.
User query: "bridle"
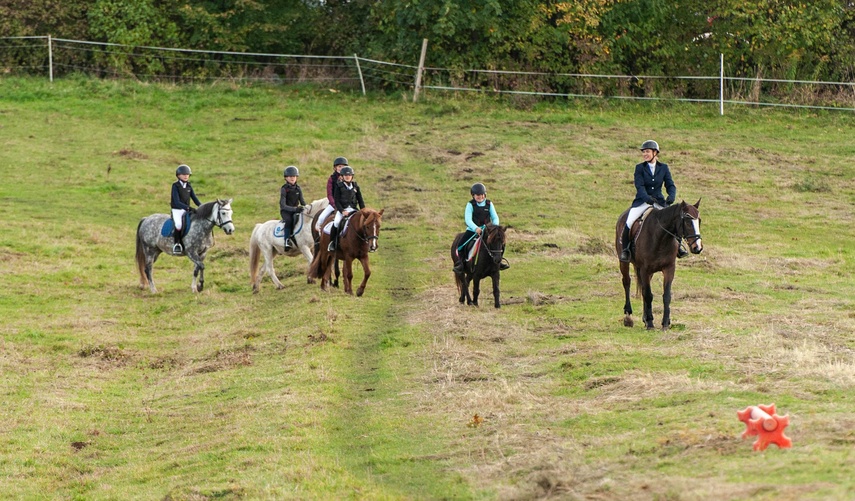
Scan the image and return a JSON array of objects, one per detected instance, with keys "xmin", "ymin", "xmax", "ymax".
[
  {"xmin": 356, "ymin": 211, "xmax": 380, "ymax": 251},
  {"xmin": 211, "ymin": 201, "xmax": 233, "ymax": 228},
  {"xmin": 658, "ymin": 207, "xmax": 701, "ymax": 247},
  {"xmin": 483, "ymin": 227, "xmax": 505, "ymax": 263}
]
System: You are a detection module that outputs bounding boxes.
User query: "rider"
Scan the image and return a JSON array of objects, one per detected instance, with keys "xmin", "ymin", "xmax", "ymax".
[
  {"xmin": 315, "ymin": 156, "xmax": 348, "ymax": 233},
  {"xmin": 452, "ymin": 182, "xmax": 510, "ymax": 273},
  {"xmin": 619, "ymin": 139, "xmax": 686, "ymax": 263},
  {"xmin": 327, "ymin": 165, "xmax": 365, "ymax": 251},
  {"xmin": 279, "ymin": 165, "xmax": 307, "ymax": 250},
  {"xmin": 171, "ymin": 164, "xmax": 201, "ymax": 254}
]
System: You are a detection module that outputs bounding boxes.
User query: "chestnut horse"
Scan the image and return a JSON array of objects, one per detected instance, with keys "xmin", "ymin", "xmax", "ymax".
[
  {"xmin": 307, "ymin": 208, "xmax": 384, "ymax": 296},
  {"xmin": 615, "ymin": 199, "xmax": 703, "ymax": 330},
  {"xmin": 451, "ymin": 223, "xmax": 507, "ymax": 309}
]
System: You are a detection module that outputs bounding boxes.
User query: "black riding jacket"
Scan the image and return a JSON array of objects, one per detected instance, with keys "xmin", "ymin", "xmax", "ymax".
[
  {"xmin": 332, "ymin": 180, "xmax": 365, "ymax": 212},
  {"xmin": 171, "ymin": 180, "xmax": 201, "ymax": 210},
  {"xmin": 280, "ymin": 182, "xmax": 306, "ymax": 220}
]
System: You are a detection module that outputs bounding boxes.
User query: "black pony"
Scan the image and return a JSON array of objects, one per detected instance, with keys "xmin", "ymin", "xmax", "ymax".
[
  {"xmin": 615, "ymin": 200, "xmax": 703, "ymax": 329},
  {"xmin": 451, "ymin": 223, "xmax": 507, "ymax": 309}
]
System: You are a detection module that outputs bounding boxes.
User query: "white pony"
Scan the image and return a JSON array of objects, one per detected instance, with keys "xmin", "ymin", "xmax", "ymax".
[{"xmin": 249, "ymin": 198, "xmax": 329, "ymax": 293}]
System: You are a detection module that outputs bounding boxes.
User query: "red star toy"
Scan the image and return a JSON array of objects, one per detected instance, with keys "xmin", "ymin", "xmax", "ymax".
[{"xmin": 737, "ymin": 403, "xmax": 792, "ymax": 451}]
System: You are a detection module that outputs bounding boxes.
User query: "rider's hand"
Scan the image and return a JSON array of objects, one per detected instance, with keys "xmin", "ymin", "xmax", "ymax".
[
  {"xmin": 665, "ymin": 197, "xmax": 675, "ymax": 206},
  {"xmin": 296, "ymin": 206, "xmax": 304, "ymax": 213},
  {"xmin": 188, "ymin": 206, "xmax": 196, "ymax": 213},
  {"xmin": 475, "ymin": 227, "xmax": 482, "ymax": 235},
  {"xmin": 646, "ymin": 197, "xmax": 657, "ymax": 205}
]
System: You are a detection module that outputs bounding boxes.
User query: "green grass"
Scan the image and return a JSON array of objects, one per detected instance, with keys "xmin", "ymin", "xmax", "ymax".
[{"xmin": 1, "ymin": 76, "xmax": 854, "ymax": 500}]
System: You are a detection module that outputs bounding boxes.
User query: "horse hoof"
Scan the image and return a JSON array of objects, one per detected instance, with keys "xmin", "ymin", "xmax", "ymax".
[
  {"xmin": 357, "ymin": 289, "xmax": 364, "ymax": 297},
  {"xmin": 623, "ymin": 316, "xmax": 634, "ymax": 328}
]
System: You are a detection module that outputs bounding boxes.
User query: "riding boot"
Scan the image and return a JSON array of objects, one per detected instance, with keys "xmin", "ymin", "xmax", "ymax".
[
  {"xmin": 172, "ymin": 228, "xmax": 183, "ymax": 254},
  {"xmin": 677, "ymin": 242, "xmax": 689, "ymax": 258},
  {"xmin": 327, "ymin": 225, "xmax": 338, "ymax": 252},
  {"xmin": 283, "ymin": 230, "xmax": 292, "ymax": 249},
  {"xmin": 619, "ymin": 226, "xmax": 631, "ymax": 262},
  {"xmin": 452, "ymin": 259, "xmax": 465, "ymax": 274},
  {"xmin": 499, "ymin": 259, "xmax": 510, "ymax": 271}
]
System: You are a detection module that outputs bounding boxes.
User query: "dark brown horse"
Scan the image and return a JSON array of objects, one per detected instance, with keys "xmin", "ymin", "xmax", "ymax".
[
  {"xmin": 307, "ymin": 208, "xmax": 384, "ymax": 296},
  {"xmin": 615, "ymin": 200, "xmax": 703, "ymax": 330},
  {"xmin": 451, "ymin": 223, "xmax": 507, "ymax": 309}
]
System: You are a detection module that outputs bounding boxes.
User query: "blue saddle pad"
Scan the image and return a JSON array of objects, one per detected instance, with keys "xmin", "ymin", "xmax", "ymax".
[{"xmin": 161, "ymin": 214, "xmax": 191, "ymax": 237}]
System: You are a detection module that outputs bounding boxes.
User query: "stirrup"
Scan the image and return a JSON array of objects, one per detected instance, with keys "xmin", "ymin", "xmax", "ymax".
[
  {"xmin": 284, "ymin": 239, "xmax": 293, "ymax": 249},
  {"xmin": 498, "ymin": 258, "xmax": 510, "ymax": 270},
  {"xmin": 677, "ymin": 247, "xmax": 689, "ymax": 258},
  {"xmin": 327, "ymin": 242, "xmax": 336, "ymax": 252},
  {"xmin": 619, "ymin": 249, "xmax": 631, "ymax": 263},
  {"xmin": 172, "ymin": 243, "xmax": 183, "ymax": 254},
  {"xmin": 452, "ymin": 262, "xmax": 464, "ymax": 273}
]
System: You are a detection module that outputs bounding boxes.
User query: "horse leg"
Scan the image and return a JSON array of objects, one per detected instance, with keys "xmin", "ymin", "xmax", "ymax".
[
  {"xmin": 356, "ymin": 257, "xmax": 371, "ymax": 297},
  {"xmin": 455, "ymin": 272, "xmax": 466, "ymax": 304},
  {"xmin": 661, "ymin": 266, "xmax": 675, "ymax": 330},
  {"xmin": 472, "ymin": 277, "xmax": 481, "ymax": 307},
  {"xmin": 266, "ymin": 252, "xmax": 285, "ymax": 290},
  {"xmin": 641, "ymin": 273, "xmax": 655, "ymax": 330},
  {"xmin": 333, "ymin": 258, "xmax": 340, "ymax": 289},
  {"xmin": 621, "ymin": 261, "xmax": 633, "ymax": 327},
  {"xmin": 343, "ymin": 257, "xmax": 354, "ymax": 295},
  {"xmin": 299, "ymin": 243, "xmax": 315, "ymax": 284},
  {"xmin": 491, "ymin": 271, "xmax": 501, "ymax": 309},
  {"xmin": 187, "ymin": 252, "xmax": 205, "ymax": 293},
  {"xmin": 144, "ymin": 251, "xmax": 159, "ymax": 294}
]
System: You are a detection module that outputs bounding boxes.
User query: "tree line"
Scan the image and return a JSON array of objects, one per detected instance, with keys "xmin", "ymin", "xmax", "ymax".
[{"xmin": 2, "ymin": 0, "xmax": 854, "ymax": 100}]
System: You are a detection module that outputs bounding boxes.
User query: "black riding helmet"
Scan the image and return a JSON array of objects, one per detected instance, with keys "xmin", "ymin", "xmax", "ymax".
[
  {"xmin": 176, "ymin": 164, "xmax": 192, "ymax": 176},
  {"xmin": 333, "ymin": 157, "xmax": 348, "ymax": 167},
  {"xmin": 284, "ymin": 165, "xmax": 299, "ymax": 177},
  {"xmin": 340, "ymin": 166, "xmax": 354, "ymax": 176},
  {"xmin": 470, "ymin": 183, "xmax": 487, "ymax": 195},
  {"xmin": 640, "ymin": 140, "xmax": 660, "ymax": 152}
]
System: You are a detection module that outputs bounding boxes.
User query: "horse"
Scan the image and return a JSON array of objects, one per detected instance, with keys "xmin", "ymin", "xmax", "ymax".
[
  {"xmin": 307, "ymin": 208, "xmax": 384, "ymax": 296},
  {"xmin": 615, "ymin": 199, "xmax": 703, "ymax": 330},
  {"xmin": 451, "ymin": 223, "xmax": 507, "ymax": 309},
  {"xmin": 248, "ymin": 198, "xmax": 329, "ymax": 293},
  {"xmin": 136, "ymin": 199, "xmax": 235, "ymax": 293}
]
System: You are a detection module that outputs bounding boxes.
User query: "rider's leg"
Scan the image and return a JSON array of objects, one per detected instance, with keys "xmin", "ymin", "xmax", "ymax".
[
  {"xmin": 316, "ymin": 205, "xmax": 334, "ymax": 232},
  {"xmin": 327, "ymin": 211, "xmax": 343, "ymax": 252}
]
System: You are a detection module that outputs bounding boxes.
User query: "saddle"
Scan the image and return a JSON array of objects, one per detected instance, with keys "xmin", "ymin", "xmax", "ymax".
[
  {"xmin": 161, "ymin": 213, "xmax": 192, "ymax": 238},
  {"xmin": 455, "ymin": 235, "xmax": 482, "ymax": 272},
  {"xmin": 273, "ymin": 213, "xmax": 301, "ymax": 240},
  {"xmin": 629, "ymin": 206, "xmax": 656, "ymax": 240},
  {"xmin": 321, "ymin": 213, "xmax": 354, "ymax": 236}
]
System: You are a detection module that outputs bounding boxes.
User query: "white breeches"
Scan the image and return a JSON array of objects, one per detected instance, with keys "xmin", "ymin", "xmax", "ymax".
[
  {"xmin": 171, "ymin": 209, "xmax": 187, "ymax": 230},
  {"xmin": 316, "ymin": 204, "xmax": 336, "ymax": 231},
  {"xmin": 333, "ymin": 206, "xmax": 356, "ymax": 227},
  {"xmin": 626, "ymin": 203, "xmax": 664, "ymax": 229}
]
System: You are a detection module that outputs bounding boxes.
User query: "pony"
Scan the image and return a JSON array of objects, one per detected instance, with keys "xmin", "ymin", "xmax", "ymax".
[
  {"xmin": 136, "ymin": 199, "xmax": 235, "ymax": 293},
  {"xmin": 615, "ymin": 199, "xmax": 703, "ymax": 330},
  {"xmin": 307, "ymin": 208, "xmax": 384, "ymax": 296},
  {"xmin": 450, "ymin": 223, "xmax": 507, "ymax": 309},
  {"xmin": 248, "ymin": 198, "xmax": 329, "ymax": 293}
]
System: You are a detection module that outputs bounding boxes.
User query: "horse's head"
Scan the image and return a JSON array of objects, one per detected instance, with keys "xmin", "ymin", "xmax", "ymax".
[
  {"xmin": 483, "ymin": 223, "xmax": 506, "ymax": 264},
  {"xmin": 679, "ymin": 199, "xmax": 702, "ymax": 254},
  {"xmin": 305, "ymin": 198, "xmax": 328, "ymax": 217},
  {"xmin": 359, "ymin": 208, "xmax": 384, "ymax": 252},
  {"xmin": 215, "ymin": 198, "xmax": 235, "ymax": 235}
]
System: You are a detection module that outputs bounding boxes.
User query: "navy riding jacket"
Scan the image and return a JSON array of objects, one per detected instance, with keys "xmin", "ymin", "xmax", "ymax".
[
  {"xmin": 171, "ymin": 180, "xmax": 202, "ymax": 210},
  {"xmin": 631, "ymin": 161, "xmax": 677, "ymax": 208}
]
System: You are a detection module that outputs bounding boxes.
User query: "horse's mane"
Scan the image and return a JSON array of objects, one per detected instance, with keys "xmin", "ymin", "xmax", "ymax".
[{"xmin": 194, "ymin": 201, "xmax": 218, "ymax": 220}]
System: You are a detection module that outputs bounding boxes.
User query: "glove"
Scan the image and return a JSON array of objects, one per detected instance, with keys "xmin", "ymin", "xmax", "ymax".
[
  {"xmin": 665, "ymin": 197, "xmax": 674, "ymax": 206},
  {"xmin": 646, "ymin": 197, "xmax": 657, "ymax": 205},
  {"xmin": 187, "ymin": 206, "xmax": 196, "ymax": 213},
  {"xmin": 296, "ymin": 206, "xmax": 304, "ymax": 213}
]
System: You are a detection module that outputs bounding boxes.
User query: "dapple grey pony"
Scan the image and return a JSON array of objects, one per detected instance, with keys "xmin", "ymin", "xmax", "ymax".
[
  {"xmin": 136, "ymin": 199, "xmax": 235, "ymax": 293},
  {"xmin": 249, "ymin": 198, "xmax": 328, "ymax": 293}
]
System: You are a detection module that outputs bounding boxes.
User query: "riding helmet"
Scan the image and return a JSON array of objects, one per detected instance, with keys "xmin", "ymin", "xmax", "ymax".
[
  {"xmin": 176, "ymin": 164, "xmax": 192, "ymax": 176},
  {"xmin": 639, "ymin": 140, "xmax": 660, "ymax": 152},
  {"xmin": 470, "ymin": 183, "xmax": 487, "ymax": 195},
  {"xmin": 340, "ymin": 166, "xmax": 354, "ymax": 176},
  {"xmin": 333, "ymin": 157, "xmax": 349, "ymax": 167},
  {"xmin": 284, "ymin": 165, "xmax": 300, "ymax": 177}
]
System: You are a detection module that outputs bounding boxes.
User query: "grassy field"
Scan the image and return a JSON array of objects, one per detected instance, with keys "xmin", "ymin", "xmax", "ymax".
[{"xmin": 1, "ymin": 76, "xmax": 854, "ymax": 500}]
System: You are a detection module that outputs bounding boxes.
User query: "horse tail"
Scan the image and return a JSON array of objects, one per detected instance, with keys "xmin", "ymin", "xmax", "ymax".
[
  {"xmin": 249, "ymin": 223, "xmax": 262, "ymax": 286},
  {"xmin": 135, "ymin": 219, "xmax": 147, "ymax": 285},
  {"xmin": 307, "ymin": 249, "xmax": 324, "ymax": 280}
]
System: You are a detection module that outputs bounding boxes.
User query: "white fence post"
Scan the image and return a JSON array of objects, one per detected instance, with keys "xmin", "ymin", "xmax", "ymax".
[
  {"xmin": 719, "ymin": 53, "xmax": 724, "ymax": 115},
  {"xmin": 413, "ymin": 39, "xmax": 428, "ymax": 103},
  {"xmin": 48, "ymin": 34, "xmax": 54, "ymax": 83},
  {"xmin": 354, "ymin": 54, "xmax": 366, "ymax": 96}
]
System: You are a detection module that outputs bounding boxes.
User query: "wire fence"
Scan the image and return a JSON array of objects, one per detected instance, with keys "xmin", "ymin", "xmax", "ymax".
[{"xmin": 2, "ymin": 36, "xmax": 854, "ymax": 112}]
